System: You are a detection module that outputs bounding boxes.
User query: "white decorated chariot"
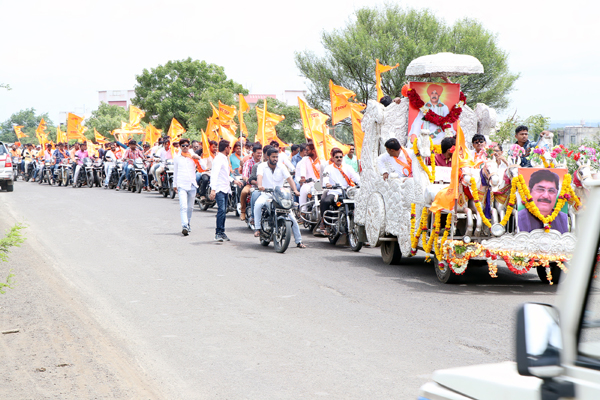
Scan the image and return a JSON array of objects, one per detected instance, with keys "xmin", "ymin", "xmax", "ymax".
[{"xmin": 354, "ymin": 53, "xmax": 591, "ymax": 284}]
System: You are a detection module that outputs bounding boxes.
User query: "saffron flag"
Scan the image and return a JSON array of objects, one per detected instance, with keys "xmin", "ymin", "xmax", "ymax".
[
  {"xmin": 218, "ymin": 101, "xmax": 236, "ymax": 122},
  {"xmin": 350, "ymin": 104, "xmax": 365, "ymax": 159},
  {"xmin": 94, "ymin": 128, "xmax": 110, "ymax": 144},
  {"xmin": 256, "ymin": 99, "xmax": 287, "ymax": 146},
  {"xmin": 430, "ymin": 122, "xmax": 474, "ymax": 213},
  {"xmin": 329, "ymin": 80, "xmax": 360, "ymax": 125},
  {"xmin": 36, "ymin": 118, "xmax": 48, "ymax": 137},
  {"xmin": 87, "ymin": 140, "xmax": 98, "ymax": 158},
  {"xmin": 375, "ymin": 59, "xmax": 399, "ymax": 101},
  {"xmin": 128, "ymin": 106, "xmax": 145, "ymax": 129},
  {"xmin": 14, "ymin": 125, "xmax": 27, "ymax": 139},
  {"xmin": 205, "ymin": 117, "xmax": 220, "ymax": 142},
  {"xmin": 201, "ymin": 130, "xmax": 212, "ymax": 159},
  {"xmin": 144, "ymin": 124, "xmax": 161, "ymax": 146},
  {"xmin": 168, "ymin": 118, "xmax": 185, "ymax": 139},
  {"xmin": 56, "ymin": 125, "xmax": 67, "ymax": 144},
  {"xmin": 238, "ymin": 94, "xmax": 249, "ymax": 135},
  {"xmin": 67, "ymin": 113, "xmax": 87, "ymax": 140},
  {"xmin": 298, "ymin": 97, "xmax": 330, "ymax": 160}
]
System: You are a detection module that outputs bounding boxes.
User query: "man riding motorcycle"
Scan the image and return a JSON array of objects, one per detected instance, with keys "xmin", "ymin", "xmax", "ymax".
[
  {"xmin": 239, "ymin": 143, "xmax": 263, "ymax": 221},
  {"xmin": 318, "ymin": 147, "xmax": 361, "ymax": 235},
  {"xmin": 117, "ymin": 139, "xmax": 149, "ymax": 191},
  {"xmin": 52, "ymin": 143, "xmax": 70, "ymax": 185},
  {"xmin": 103, "ymin": 142, "xmax": 119, "ymax": 188},
  {"xmin": 297, "ymin": 143, "xmax": 323, "ymax": 213},
  {"xmin": 253, "ymin": 147, "xmax": 305, "ymax": 248},
  {"xmin": 154, "ymin": 138, "xmax": 172, "ymax": 186},
  {"xmin": 72, "ymin": 142, "xmax": 89, "ymax": 187}
]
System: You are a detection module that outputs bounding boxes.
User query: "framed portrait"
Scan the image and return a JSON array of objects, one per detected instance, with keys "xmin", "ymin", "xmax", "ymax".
[
  {"xmin": 407, "ymin": 82, "xmax": 460, "ymax": 145},
  {"xmin": 517, "ymin": 168, "xmax": 570, "ymax": 234}
]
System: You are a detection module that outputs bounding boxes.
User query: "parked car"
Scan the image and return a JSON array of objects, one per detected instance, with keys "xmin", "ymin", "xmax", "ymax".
[
  {"xmin": 418, "ymin": 180, "xmax": 600, "ymax": 399},
  {"xmin": 0, "ymin": 141, "xmax": 14, "ymax": 192}
]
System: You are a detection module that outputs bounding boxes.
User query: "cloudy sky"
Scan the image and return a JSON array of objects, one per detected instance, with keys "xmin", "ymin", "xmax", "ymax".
[{"xmin": 1, "ymin": 0, "xmax": 597, "ymax": 126}]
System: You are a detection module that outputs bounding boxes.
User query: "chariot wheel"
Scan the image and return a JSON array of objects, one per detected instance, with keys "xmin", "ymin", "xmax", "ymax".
[
  {"xmin": 365, "ymin": 193, "xmax": 385, "ymax": 247},
  {"xmin": 536, "ymin": 263, "xmax": 562, "ymax": 285},
  {"xmin": 381, "ymin": 240, "xmax": 402, "ymax": 265},
  {"xmin": 434, "ymin": 257, "xmax": 460, "ymax": 284}
]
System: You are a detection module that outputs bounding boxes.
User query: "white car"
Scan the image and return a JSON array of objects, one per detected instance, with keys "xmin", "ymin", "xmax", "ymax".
[
  {"xmin": 419, "ymin": 180, "xmax": 600, "ymax": 399},
  {"xmin": 0, "ymin": 141, "xmax": 15, "ymax": 192}
]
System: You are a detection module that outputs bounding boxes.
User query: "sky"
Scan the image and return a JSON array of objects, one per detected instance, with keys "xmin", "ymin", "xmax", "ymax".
[{"xmin": 1, "ymin": 0, "xmax": 598, "ymax": 126}]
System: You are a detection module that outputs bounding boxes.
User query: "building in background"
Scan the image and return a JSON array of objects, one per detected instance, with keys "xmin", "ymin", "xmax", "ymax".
[
  {"xmin": 281, "ymin": 90, "xmax": 307, "ymax": 106},
  {"xmin": 98, "ymin": 90, "xmax": 135, "ymax": 108},
  {"xmin": 555, "ymin": 121, "xmax": 600, "ymax": 145},
  {"xmin": 243, "ymin": 94, "xmax": 277, "ymax": 106}
]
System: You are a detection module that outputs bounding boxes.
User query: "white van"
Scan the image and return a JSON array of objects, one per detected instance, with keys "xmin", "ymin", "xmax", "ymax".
[{"xmin": 419, "ymin": 181, "xmax": 600, "ymax": 399}]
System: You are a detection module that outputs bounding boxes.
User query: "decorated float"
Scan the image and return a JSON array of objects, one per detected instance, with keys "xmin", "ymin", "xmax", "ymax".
[{"xmin": 354, "ymin": 53, "xmax": 594, "ymax": 284}]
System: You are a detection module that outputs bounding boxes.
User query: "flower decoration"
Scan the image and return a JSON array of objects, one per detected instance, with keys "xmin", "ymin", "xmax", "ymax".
[{"xmin": 413, "ymin": 137, "xmax": 436, "ymax": 183}]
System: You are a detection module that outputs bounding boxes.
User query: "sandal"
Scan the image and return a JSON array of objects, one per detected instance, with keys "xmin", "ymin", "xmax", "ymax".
[
  {"xmin": 254, "ymin": 230, "xmax": 261, "ymax": 237},
  {"xmin": 296, "ymin": 243, "xmax": 307, "ymax": 248}
]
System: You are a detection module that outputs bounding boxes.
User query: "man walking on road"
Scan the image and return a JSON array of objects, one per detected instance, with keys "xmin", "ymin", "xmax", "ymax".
[
  {"xmin": 210, "ymin": 140, "xmax": 242, "ymax": 242},
  {"xmin": 174, "ymin": 138, "xmax": 202, "ymax": 236}
]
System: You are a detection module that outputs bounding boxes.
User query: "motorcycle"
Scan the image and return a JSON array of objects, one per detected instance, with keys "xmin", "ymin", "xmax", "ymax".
[
  {"xmin": 74, "ymin": 158, "xmax": 93, "ymax": 188},
  {"xmin": 227, "ymin": 173, "xmax": 243, "ymax": 216},
  {"xmin": 132, "ymin": 158, "xmax": 146, "ymax": 193},
  {"xmin": 298, "ymin": 178, "xmax": 323, "ymax": 232},
  {"xmin": 322, "ymin": 185, "xmax": 363, "ymax": 252},
  {"xmin": 92, "ymin": 158, "xmax": 104, "ymax": 187},
  {"xmin": 244, "ymin": 186, "xmax": 255, "ymax": 229},
  {"xmin": 256, "ymin": 187, "xmax": 294, "ymax": 253},
  {"xmin": 12, "ymin": 157, "xmax": 20, "ymax": 181},
  {"xmin": 57, "ymin": 159, "xmax": 72, "ymax": 187},
  {"xmin": 23, "ymin": 159, "xmax": 36, "ymax": 182},
  {"xmin": 197, "ymin": 174, "xmax": 216, "ymax": 211},
  {"xmin": 38, "ymin": 160, "xmax": 54, "ymax": 185},
  {"xmin": 158, "ymin": 159, "xmax": 175, "ymax": 198},
  {"xmin": 107, "ymin": 160, "xmax": 123, "ymax": 189}
]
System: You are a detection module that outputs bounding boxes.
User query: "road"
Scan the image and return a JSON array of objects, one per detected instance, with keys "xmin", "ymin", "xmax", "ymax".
[{"xmin": 0, "ymin": 182, "xmax": 559, "ymax": 399}]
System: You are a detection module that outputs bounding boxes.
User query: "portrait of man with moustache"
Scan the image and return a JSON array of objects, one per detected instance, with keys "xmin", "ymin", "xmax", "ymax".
[{"xmin": 517, "ymin": 169, "xmax": 568, "ymax": 234}]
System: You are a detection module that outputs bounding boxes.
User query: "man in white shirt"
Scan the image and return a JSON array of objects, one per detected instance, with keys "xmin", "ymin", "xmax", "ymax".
[
  {"xmin": 198, "ymin": 140, "xmax": 217, "ymax": 199},
  {"xmin": 297, "ymin": 143, "xmax": 323, "ymax": 212},
  {"xmin": 253, "ymin": 147, "xmax": 305, "ymax": 248},
  {"xmin": 103, "ymin": 142, "xmax": 118, "ymax": 188},
  {"xmin": 210, "ymin": 140, "xmax": 242, "ymax": 242},
  {"xmin": 377, "ymin": 138, "xmax": 412, "ymax": 179},
  {"xmin": 154, "ymin": 139, "xmax": 173, "ymax": 184},
  {"xmin": 319, "ymin": 147, "xmax": 361, "ymax": 235},
  {"xmin": 270, "ymin": 141, "xmax": 295, "ymax": 173},
  {"xmin": 173, "ymin": 138, "xmax": 202, "ymax": 236},
  {"xmin": 149, "ymin": 137, "xmax": 164, "ymax": 188}
]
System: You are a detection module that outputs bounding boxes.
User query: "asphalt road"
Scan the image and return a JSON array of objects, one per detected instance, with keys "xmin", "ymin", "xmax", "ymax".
[{"xmin": 0, "ymin": 182, "xmax": 559, "ymax": 399}]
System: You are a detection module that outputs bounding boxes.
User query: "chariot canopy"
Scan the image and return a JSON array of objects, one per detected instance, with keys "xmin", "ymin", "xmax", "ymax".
[{"xmin": 405, "ymin": 53, "xmax": 484, "ymax": 78}]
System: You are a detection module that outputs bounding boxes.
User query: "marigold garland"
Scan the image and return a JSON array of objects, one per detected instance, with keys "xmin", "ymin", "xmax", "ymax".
[
  {"xmin": 406, "ymin": 89, "xmax": 467, "ymax": 132},
  {"xmin": 413, "ymin": 137, "xmax": 436, "ymax": 183},
  {"xmin": 433, "ymin": 145, "xmax": 442, "ymax": 154},
  {"xmin": 498, "ymin": 178, "xmax": 518, "ymax": 226},
  {"xmin": 410, "ymin": 204, "xmax": 429, "ymax": 255},
  {"xmin": 434, "ymin": 213, "xmax": 453, "ymax": 262},
  {"xmin": 470, "ymin": 177, "xmax": 492, "ymax": 228},
  {"xmin": 423, "ymin": 212, "xmax": 441, "ymax": 262}
]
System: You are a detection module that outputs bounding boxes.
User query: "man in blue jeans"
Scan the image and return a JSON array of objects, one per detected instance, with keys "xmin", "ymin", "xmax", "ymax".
[{"xmin": 209, "ymin": 140, "xmax": 242, "ymax": 242}]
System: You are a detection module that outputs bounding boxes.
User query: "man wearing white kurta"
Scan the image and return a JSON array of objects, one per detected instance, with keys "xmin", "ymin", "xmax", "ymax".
[
  {"xmin": 408, "ymin": 83, "xmax": 454, "ymax": 144},
  {"xmin": 297, "ymin": 143, "xmax": 323, "ymax": 212},
  {"xmin": 173, "ymin": 138, "xmax": 202, "ymax": 236},
  {"xmin": 210, "ymin": 140, "xmax": 242, "ymax": 242},
  {"xmin": 318, "ymin": 148, "xmax": 361, "ymax": 234},
  {"xmin": 377, "ymin": 138, "xmax": 412, "ymax": 179},
  {"xmin": 253, "ymin": 148, "xmax": 305, "ymax": 248}
]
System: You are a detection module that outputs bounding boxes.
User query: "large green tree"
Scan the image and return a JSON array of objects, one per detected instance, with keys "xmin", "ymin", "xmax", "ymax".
[
  {"xmin": 295, "ymin": 5, "xmax": 519, "ymax": 114},
  {"xmin": 133, "ymin": 58, "xmax": 247, "ymax": 132},
  {"xmin": 84, "ymin": 102, "xmax": 129, "ymax": 139},
  {"xmin": 491, "ymin": 113, "xmax": 550, "ymax": 146},
  {"xmin": 0, "ymin": 108, "xmax": 54, "ymax": 144}
]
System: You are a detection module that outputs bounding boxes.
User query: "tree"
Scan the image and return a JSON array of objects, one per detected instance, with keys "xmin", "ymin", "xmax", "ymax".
[
  {"xmin": 187, "ymin": 87, "xmax": 242, "ymax": 134},
  {"xmin": 0, "ymin": 108, "xmax": 55, "ymax": 144},
  {"xmin": 0, "ymin": 83, "xmax": 10, "ymax": 91},
  {"xmin": 84, "ymin": 102, "xmax": 129, "ymax": 139},
  {"xmin": 491, "ymin": 113, "xmax": 550, "ymax": 146},
  {"xmin": 295, "ymin": 5, "xmax": 519, "ymax": 114},
  {"xmin": 133, "ymin": 58, "xmax": 247, "ymax": 132},
  {"xmin": 0, "ymin": 224, "xmax": 25, "ymax": 294}
]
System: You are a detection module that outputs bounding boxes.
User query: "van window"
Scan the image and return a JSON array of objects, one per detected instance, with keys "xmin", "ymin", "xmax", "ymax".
[
  {"xmin": 578, "ymin": 247, "xmax": 600, "ymax": 361},
  {"xmin": 0, "ymin": 145, "xmax": 6, "ymax": 155}
]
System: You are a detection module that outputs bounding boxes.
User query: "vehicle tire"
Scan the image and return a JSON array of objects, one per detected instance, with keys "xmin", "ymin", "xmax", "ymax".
[
  {"xmin": 38, "ymin": 172, "xmax": 44, "ymax": 184},
  {"xmin": 380, "ymin": 240, "xmax": 402, "ymax": 265},
  {"xmin": 87, "ymin": 172, "xmax": 94, "ymax": 188},
  {"xmin": 260, "ymin": 238, "xmax": 270, "ymax": 247},
  {"xmin": 136, "ymin": 175, "xmax": 143, "ymax": 193},
  {"xmin": 433, "ymin": 256, "xmax": 461, "ymax": 284},
  {"xmin": 348, "ymin": 215, "xmax": 363, "ymax": 252},
  {"xmin": 536, "ymin": 263, "xmax": 562, "ymax": 285},
  {"xmin": 273, "ymin": 219, "xmax": 292, "ymax": 253},
  {"xmin": 200, "ymin": 201, "xmax": 210, "ymax": 211},
  {"xmin": 328, "ymin": 231, "xmax": 340, "ymax": 245},
  {"xmin": 62, "ymin": 172, "xmax": 68, "ymax": 187},
  {"xmin": 6, "ymin": 183, "xmax": 14, "ymax": 192},
  {"xmin": 170, "ymin": 187, "xmax": 176, "ymax": 199}
]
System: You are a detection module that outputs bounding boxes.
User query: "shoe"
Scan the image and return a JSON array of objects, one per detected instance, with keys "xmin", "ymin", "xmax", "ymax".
[
  {"xmin": 220, "ymin": 233, "xmax": 230, "ymax": 241},
  {"xmin": 240, "ymin": 214, "xmax": 246, "ymax": 221},
  {"xmin": 116, "ymin": 187, "xmax": 120, "ymax": 191},
  {"xmin": 182, "ymin": 226, "xmax": 189, "ymax": 236},
  {"xmin": 104, "ymin": 185, "xmax": 108, "ymax": 189},
  {"xmin": 188, "ymin": 225, "xmax": 191, "ymax": 233},
  {"xmin": 214, "ymin": 235, "xmax": 223, "ymax": 242}
]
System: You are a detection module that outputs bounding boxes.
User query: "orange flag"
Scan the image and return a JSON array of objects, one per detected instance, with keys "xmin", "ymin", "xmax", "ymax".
[
  {"xmin": 218, "ymin": 101, "xmax": 236, "ymax": 122},
  {"xmin": 256, "ymin": 99, "xmax": 286, "ymax": 146},
  {"xmin": 205, "ymin": 117, "xmax": 220, "ymax": 142},
  {"xmin": 238, "ymin": 94, "xmax": 249, "ymax": 135},
  {"xmin": 56, "ymin": 125, "xmax": 67, "ymax": 143},
  {"xmin": 36, "ymin": 118, "xmax": 48, "ymax": 137},
  {"xmin": 87, "ymin": 140, "xmax": 98, "ymax": 158},
  {"xmin": 201, "ymin": 130, "xmax": 212, "ymax": 159},
  {"xmin": 350, "ymin": 104, "xmax": 365, "ymax": 159},
  {"xmin": 127, "ymin": 106, "xmax": 145, "ymax": 129},
  {"xmin": 430, "ymin": 123, "xmax": 474, "ymax": 213},
  {"xmin": 94, "ymin": 128, "xmax": 110, "ymax": 144},
  {"xmin": 298, "ymin": 97, "xmax": 330, "ymax": 160},
  {"xmin": 144, "ymin": 124, "xmax": 161, "ymax": 146},
  {"xmin": 375, "ymin": 59, "xmax": 399, "ymax": 101},
  {"xmin": 168, "ymin": 118, "xmax": 185, "ymax": 140},
  {"xmin": 14, "ymin": 125, "xmax": 27, "ymax": 138},
  {"xmin": 67, "ymin": 113, "xmax": 87, "ymax": 140},
  {"xmin": 329, "ymin": 80, "xmax": 360, "ymax": 125}
]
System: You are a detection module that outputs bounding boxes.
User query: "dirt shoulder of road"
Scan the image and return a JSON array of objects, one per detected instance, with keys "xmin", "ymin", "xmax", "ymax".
[{"xmin": 0, "ymin": 217, "xmax": 165, "ymax": 399}]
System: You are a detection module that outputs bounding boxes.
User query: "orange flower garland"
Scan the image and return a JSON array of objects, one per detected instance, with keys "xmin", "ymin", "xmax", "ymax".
[
  {"xmin": 413, "ymin": 137, "xmax": 436, "ymax": 183},
  {"xmin": 434, "ymin": 213, "xmax": 453, "ymax": 262}
]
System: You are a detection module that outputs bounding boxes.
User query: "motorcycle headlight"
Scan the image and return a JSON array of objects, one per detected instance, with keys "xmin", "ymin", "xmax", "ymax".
[
  {"xmin": 280, "ymin": 198, "xmax": 293, "ymax": 209},
  {"xmin": 346, "ymin": 187, "xmax": 356, "ymax": 200}
]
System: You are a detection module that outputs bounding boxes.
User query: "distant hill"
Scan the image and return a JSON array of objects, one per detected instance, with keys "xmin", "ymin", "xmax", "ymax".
[{"xmin": 550, "ymin": 121, "xmax": 600, "ymax": 129}]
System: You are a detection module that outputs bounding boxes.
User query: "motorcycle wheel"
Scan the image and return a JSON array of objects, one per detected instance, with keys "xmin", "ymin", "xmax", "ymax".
[
  {"xmin": 136, "ymin": 175, "xmax": 143, "ymax": 193},
  {"xmin": 38, "ymin": 171, "xmax": 44, "ymax": 185},
  {"xmin": 169, "ymin": 183, "xmax": 176, "ymax": 199},
  {"xmin": 87, "ymin": 172, "xmax": 94, "ymax": 188},
  {"xmin": 348, "ymin": 215, "xmax": 363, "ymax": 252},
  {"xmin": 328, "ymin": 230, "xmax": 340, "ymax": 245},
  {"xmin": 273, "ymin": 219, "xmax": 292, "ymax": 254},
  {"xmin": 62, "ymin": 172, "xmax": 68, "ymax": 187},
  {"xmin": 260, "ymin": 238, "xmax": 270, "ymax": 246}
]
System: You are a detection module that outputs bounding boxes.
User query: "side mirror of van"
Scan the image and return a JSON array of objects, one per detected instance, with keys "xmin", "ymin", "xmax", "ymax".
[{"xmin": 516, "ymin": 303, "xmax": 563, "ymax": 378}]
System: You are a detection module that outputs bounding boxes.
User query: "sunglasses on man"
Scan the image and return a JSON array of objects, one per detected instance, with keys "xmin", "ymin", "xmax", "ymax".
[{"xmin": 181, "ymin": 144, "xmax": 190, "ymax": 148}]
